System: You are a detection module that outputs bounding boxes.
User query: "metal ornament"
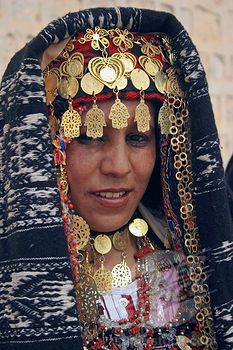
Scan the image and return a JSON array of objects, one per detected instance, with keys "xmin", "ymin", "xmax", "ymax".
[
  {"xmin": 158, "ymin": 104, "xmax": 172, "ymax": 135},
  {"xmin": 153, "ymin": 71, "xmax": 167, "ymax": 94},
  {"xmin": 176, "ymin": 335, "xmax": 192, "ymax": 350},
  {"xmin": 135, "ymin": 96, "xmax": 151, "ymax": 132},
  {"xmin": 70, "ymin": 215, "xmax": 90, "ymax": 250},
  {"xmin": 139, "ymin": 56, "xmax": 163, "ymax": 77},
  {"xmin": 94, "ymin": 260, "xmax": 112, "ymax": 292},
  {"xmin": 61, "ymin": 101, "xmax": 82, "ymax": 138},
  {"xmin": 84, "ymin": 102, "xmax": 106, "ymax": 138},
  {"xmin": 94, "ymin": 234, "xmax": 112, "ymax": 255},
  {"xmin": 129, "ymin": 218, "xmax": 148, "ymax": 237},
  {"xmin": 112, "ymin": 52, "xmax": 136, "ymax": 73},
  {"xmin": 130, "ymin": 68, "xmax": 150, "ymax": 90},
  {"xmin": 81, "ymin": 72, "xmax": 104, "ymax": 95},
  {"xmin": 112, "ymin": 254, "xmax": 132, "ymax": 288},
  {"xmin": 109, "ymin": 96, "xmax": 130, "ymax": 129},
  {"xmin": 112, "ymin": 229, "xmax": 129, "ymax": 251},
  {"xmin": 75, "ymin": 269, "xmax": 100, "ymax": 324},
  {"xmin": 58, "ymin": 76, "xmax": 79, "ymax": 99}
]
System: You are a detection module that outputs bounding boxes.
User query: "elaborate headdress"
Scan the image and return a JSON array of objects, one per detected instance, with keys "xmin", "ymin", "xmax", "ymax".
[{"xmin": 0, "ymin": 7, "xmax": 232, "ymax": 350}]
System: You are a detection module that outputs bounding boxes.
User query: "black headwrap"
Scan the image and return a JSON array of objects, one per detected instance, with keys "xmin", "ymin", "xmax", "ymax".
[{"xmin": 0, "ymin": 7, "xmax": 232, "ymax": 350}]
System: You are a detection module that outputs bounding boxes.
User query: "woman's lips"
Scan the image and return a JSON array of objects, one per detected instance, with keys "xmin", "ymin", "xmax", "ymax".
[{"xmin": 90, "ymin": 189, "xmax": 131, "ymax": 208}]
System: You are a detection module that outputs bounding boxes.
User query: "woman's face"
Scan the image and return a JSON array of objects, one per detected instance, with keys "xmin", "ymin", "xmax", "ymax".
[{"xmin": 66, "ymin": 99, "xmax": 156, "ymax": 232}]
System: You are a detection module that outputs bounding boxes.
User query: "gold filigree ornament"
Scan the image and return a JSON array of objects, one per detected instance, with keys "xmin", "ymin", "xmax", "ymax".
[
  {"xmin": 61, "ymin": 100, "xmax": 82, "ymax": 138},
  {"xmin": 88, "ymin": 56, "xmax": 125, "ymax": 88},
  {"xmin": 84, "ymin": 100, "xmax": 106, "ymax": 138},
  {"xmin": 109, "ymin": 92, "xmax": 130, "ymax": 129},
  {"xmin": 158, "ymin": 103, "xmax": 172, "ymax": 135},
  {"xmin": 129, "ymin": 218, "xmax": 148, "ymax": 237},
  {"xmin": 79, "ymin": 27, "xmax": 109, "ymax": 51},
  {"xmin": 140, "ymin": 38, "xmax": 161, "ymax": 57},
  {"xmin": 110, "ymin": 28, "xmax": 134, "ymax": 52},
  {"xmin": 165, "ymin": 67, "xmax": 184, "ymax": 97},
  {"xmin": 70, "ymin": 215, "xmax": 90, "ymax": 250},
  {"xmin": 94, "ymin": 257, "xmax": 112, "ymax": 292},
  {"xmin": 139, "ymin": 56, "xmax": 163, "ymax": 77},
  {"xmin": 135, "ymin": 91, "xmax": 151, "ymax": 132},
  {"xmin": 48, "ymin": 106, "xmax": 58, "ymax": 142},
  {"xmin": 59, "ymin": 165, "xmax": 69, "ymax": 196},
  {"xmin": 112, "ymin": 52, "xmax": 136, "ymax": 73},
  {"xmin": 112, "ymin": 253, "xmax": 132, "ymax": 288},
  {"xmin": 75, "ymin": 268, "xmax": 100, "ymax": 324},
  {"xmin": 63, "ymin": 52, "xmax": 84, "ymax": 79}
]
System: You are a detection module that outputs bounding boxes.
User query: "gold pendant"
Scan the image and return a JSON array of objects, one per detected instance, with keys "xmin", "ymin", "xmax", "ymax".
[
  {"xmin": 44, "ymin": 68, "xmax": 60, "ymax": 104},
  {"xmin": 94, "ymin": 265, "xmax": 112, "ymax": 292},
  {"xmin": 129, "ymin": 218, "xmax": 148, "ymax": 237},
  {"xmin": 88, "ymin": 57, "xmax": 125, "ymax": 88},
  {"xmin": 109, "ymin": 98, "xmax": 130, "ymax": 129},
  {"xmin": 81, "ymin": 72, "xmax": 104, "ymax": 95},
  {"xmin": 112, "ymin": 229, "xmax": 129, "ymax": 251},
  {"xmin": 58, "ymin": 76, "xmax": 79, "ymax": 99},
  {"xmin": 70, "ymin": 215, "xmax": 90, "ymax": 250},
  {"xmin": 94, "ymin": 234, "xmax": 112, "ymax": 255},
  {"xmin": 84, "ymin": 103, "xmax": 106, "ymax": 138},
  {"xmin": 158, "ymin": 104, "xmax": 171, "ymax": 135},
  {"xmin": 135, "ymin": 99, "xmax": 151, "ymax": 132},
  {"xmin": 112, "ymin": 259, "xmax": 132, "ymax": 288},
  {"xmin": 130, "ymin": 68, "xmax": 150, "ymax": 90},
  {"xmin": 61, "ymin": 103, "xmax": 82, "ymax": 138},
  {"xmin": 49, "ymin": 110, "xmax": 58, "ymax": 142},
  {"xmin": 153, "ymin": 71, "xmax": 167, "ymax": 94},
  {"xmin": 75, "ymin": 269, "xmax": 100, "ymax": 324},
  {"xmin": 176, "ymin": 335, "xmax": 192, "ymax": 350}
]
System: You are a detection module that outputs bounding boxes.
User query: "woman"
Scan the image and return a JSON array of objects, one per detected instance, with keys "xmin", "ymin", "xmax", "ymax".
[{"xmin": 0, "ymin": 7, "xmax": 232, "ymax": 350}]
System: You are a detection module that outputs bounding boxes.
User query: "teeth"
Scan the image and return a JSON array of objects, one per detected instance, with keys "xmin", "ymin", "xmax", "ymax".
[{"xmin": 95, "ymin": 191, "xmax": 126, "ymax": 199}]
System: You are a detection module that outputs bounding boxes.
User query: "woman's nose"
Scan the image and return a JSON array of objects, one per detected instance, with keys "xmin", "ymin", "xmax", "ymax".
[{"xmin": 100, "ymin": 140, "xmax": 131, "ymax": 177}]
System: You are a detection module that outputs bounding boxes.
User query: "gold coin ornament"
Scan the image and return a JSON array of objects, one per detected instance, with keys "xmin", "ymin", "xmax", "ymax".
[
  {"xmin": 154, "ymin": 71, "xmax": 167, "ymax": 94},
  {"xmin": 139, "ymin": 56, "xmax": 162, "ymax": 77},
  {"xmin": 81, "ymin": 72, "xmax": 104, "ymax": 95},
  {"xmin": 130, "ymin": 68, "xmax": 150, "ymax": 90},
  {"xmin": 112, "ymin": 229, "xmax": 129, "ymax": 251},
  {"xmin": 129, "ymin": 218, "xmax": 148, "ymax": 237},
  {"xmin": 94, "ymin": 266, "xmax": 112, "ymax": 292},
  {"xmin": 58, "ymin": 76, "xmax": 79, "ymax": 99},
  {"xmin": 112, "ymin": 260, "xmax": 132, "ymax": 288},
  {"xmin": 94, "ymin": 234, "xmax": 112, "ymax": 255},
  {"xmin": 61, "ymin": 104, "xmax": 82, "ymax": 138},
  {"xmin": 70, "ymin": 215, "xmax": 90, "ymax": 250}
]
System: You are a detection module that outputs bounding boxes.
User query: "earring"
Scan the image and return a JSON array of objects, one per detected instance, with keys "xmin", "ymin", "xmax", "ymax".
[
  {"xmin": 60, "ymin": 97, "xmax": 82, "ymax": 139},
  {"xmin": 59, "ymin": 165, "xmax": 69, "ymax": 197},
  {"xmin": 84, "ymin": 95, "xmax": 106, "ymax": 138},
  {"xmin": 109, "ymin": 88, "xmax": 130, "ymax": 129},
  {"xmin": 134, "ymin": 90, "xmax": 151, "ymax": 132}
]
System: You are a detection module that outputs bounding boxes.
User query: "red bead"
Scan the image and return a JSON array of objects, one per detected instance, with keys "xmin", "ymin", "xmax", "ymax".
[{"xmin": 68, "ymin": 203, "xmax": 74, "ymax": 209}]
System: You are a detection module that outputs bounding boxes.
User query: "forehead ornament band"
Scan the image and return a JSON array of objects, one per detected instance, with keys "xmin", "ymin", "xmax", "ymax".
[{"xmin": 43, "ymin": 27, "xmax": 183, "ymax": 140}]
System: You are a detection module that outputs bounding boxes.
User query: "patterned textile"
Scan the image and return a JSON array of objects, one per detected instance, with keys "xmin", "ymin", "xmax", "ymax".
[{"xmin": 0, "ymin": 7, "xmax": 232, "ymax": 350}]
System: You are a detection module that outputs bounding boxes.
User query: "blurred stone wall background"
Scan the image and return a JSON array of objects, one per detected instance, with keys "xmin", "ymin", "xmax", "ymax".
[{"xmin": 0, "ymin": 0, "xmax": 233, "ymax": 166}]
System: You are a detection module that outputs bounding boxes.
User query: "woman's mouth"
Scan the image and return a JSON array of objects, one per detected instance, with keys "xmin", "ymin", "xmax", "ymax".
[
  {"xmin": 91, "ymin": 190, "xmax": 130, "ymax": 208},
  {"xmin": 95, "ymin": 191, "xmax": 126, "ymax": 199}
]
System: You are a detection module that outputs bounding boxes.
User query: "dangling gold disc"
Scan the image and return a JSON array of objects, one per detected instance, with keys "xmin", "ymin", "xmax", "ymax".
[
  {"xmin": 154, "ymin": 71, "xmax": 167, "ymax": 94},
  {"xmin": 112, "ymin": 262, "xmax": 132, "ymax": 288},
  {"xmin": 131, "ymin": 68, "xmax": 150, "ymax": 90},
  {"xmin": 100, "ymin": 65, "xmax": 117, "ymax": 83},
  {"xmin": 112, "ymin": 229, "xmax": 129, "ymax": 251},
  {"xmin": 70, "ymin": 215, "xmax": 90, "ymax": 250},
  {"xmin": 81, "ymin": 73, "xmax": 104, "ymax": 95},
  {"xmin": 58, "ymin": 76, "xmax": 79, "ymax": 99},
  {"xmin": 94, "ymin": 234, "xmax": 112, "ymax": 255},
  {"xmin": 129, "ymin": 218, "xmax": 148, "ymax": 237}
]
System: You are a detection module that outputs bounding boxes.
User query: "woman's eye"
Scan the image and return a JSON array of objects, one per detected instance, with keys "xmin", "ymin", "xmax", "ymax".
[
  {"xmin": 76, "ymin": 134, "xmax": 104, "ymax": 144},
  {"xmin": 126, "ymin": 133, "xmax": 149, "ymax": 146}
]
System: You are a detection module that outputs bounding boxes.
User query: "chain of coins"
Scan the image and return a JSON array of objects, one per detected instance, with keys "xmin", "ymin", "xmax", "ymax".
[{"xmin": 167, "ymin": 92, "xmax": 216, "ymax": 349}]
